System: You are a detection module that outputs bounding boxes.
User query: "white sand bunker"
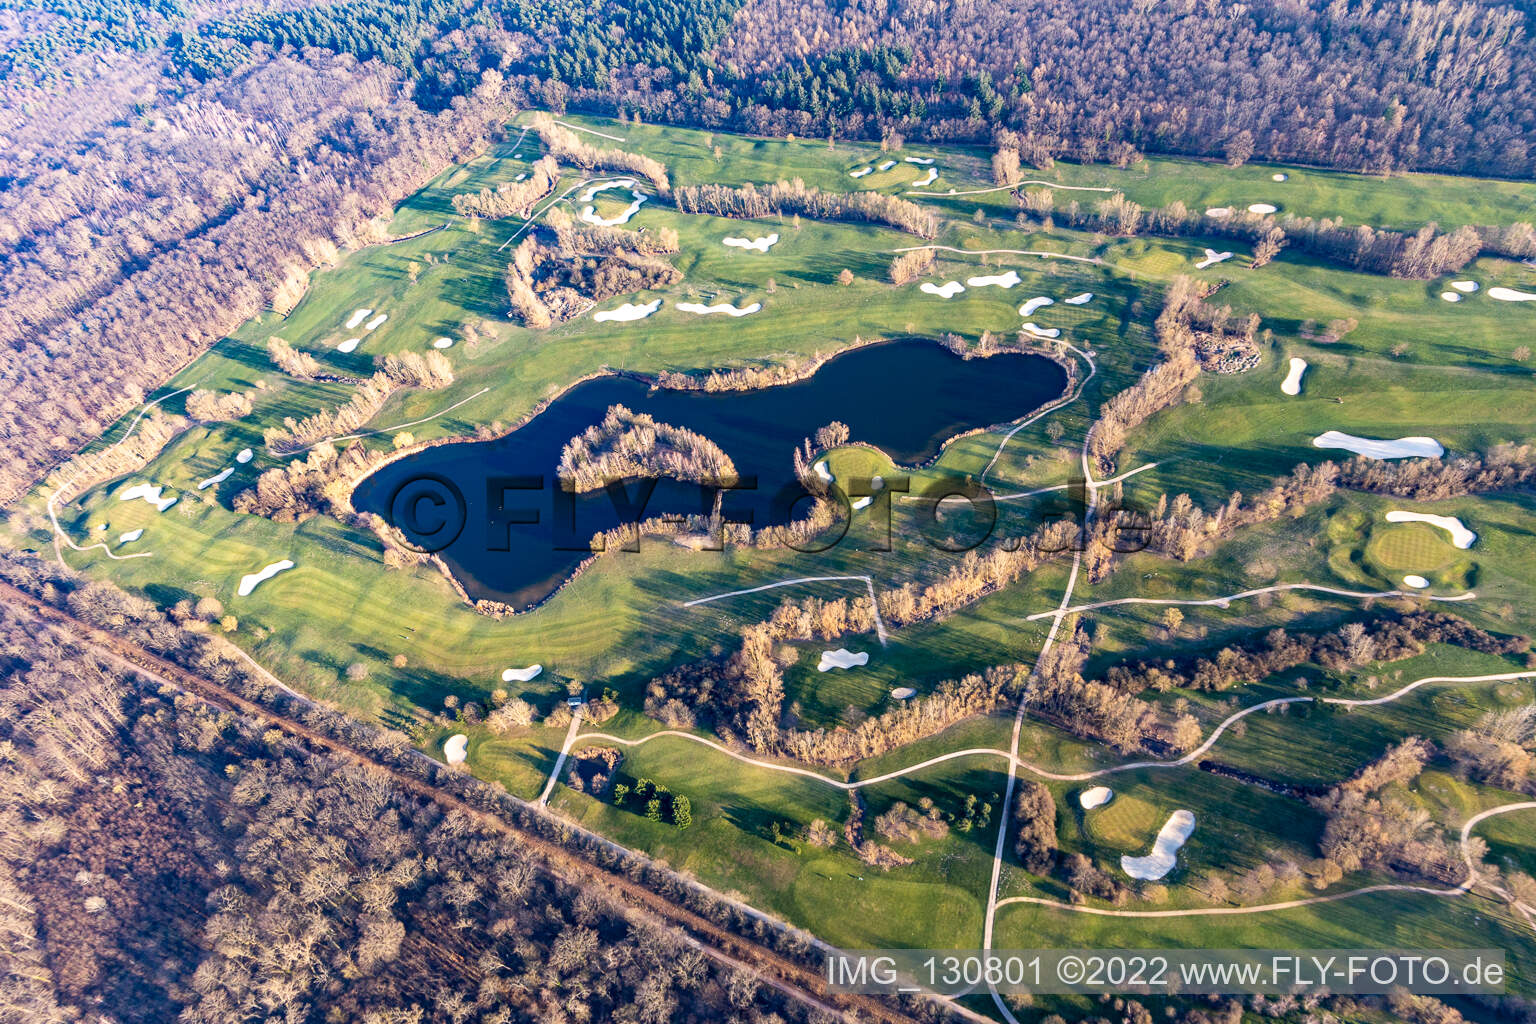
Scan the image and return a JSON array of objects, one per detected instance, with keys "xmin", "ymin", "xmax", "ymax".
[
  {"xmin": 966, "ymin": 271, "xmax": 1021, "ymax": 289},
  {"xmin": 891, "ymin": 686, "xmax": 915, "ymax": 700},
  {"xmin": 1019, "ymin": 296, "xmax": 1054, "ymax": 316},
  {"xmin": 579, "ymin": 178, "xmax": 635, "ymax": 202},
  {"xmin": 1385, "ymin": 510, "xmax": 1476, "ymax": 548},
  {"xmin": 119, "ymin": 482, "xmax": 177, "ymax": 512},
  {"xmin": 1490, "ymin": 287, "xmax": 1536, "ymax": 302},
  {"xmin": 236, "ymin": 448, "xmax": 254, "ymax": 464},
  {"xmin": 581, "ymin": 196, "xmax": 645, "ymax": 227},
  {"xmin": 1064, "ymin": 292, "xmax": 1093, "ymax": 305},
  {"xmin": 579, "ymin": 179, "xmax": 646, "ymax": 227},
  {"xmin": 345, "ymin": 308, "xmax": 372, "ymax": 329},
  {"xmin": 1313, "ymin": 431, "xmax": 1444, "ymax": 460},
  {"xmin": 818, "ymin": 648, "xmax": 869, "ymax": 672},
  {"xmin": 338, "ymin": 338, "xmax": 361, "ymax": 353},
  {"xmin": 501, "ymin": 664, "xmax": 543, "ymax": 682},
  {"xmin": 904, "ymin": 156, "xmax": 935, "ymax": 165},
  {"xmin": 723, "ymin": 232, "xmax": 779, "ymax": 252},
  {"xmin": 1281, "ymin": 357, "xmax": 1308, "ymax": 396},
  {"xmin": 1121, "ymin": 809, "xmax": 1196, "ymax": 880},
  {"xmin": 594, "ymin": 298, "xmax": 662, "ymax": 323},
  {"xmin": 1021, "ymin": 323, "xmax": 1060, "ymax": 339},
  {"xmin": 1205, "ymin": 207, "xmax": 1233, "ymax": 218},
  {"xmin": 849, "ymin": 166, "xmax": 873, "ymax": 178},
  {"xmin": 1441, "ymin": 292, "xmax": 1462, "ymax": 302},
  {"xmin": 878, "ymin": 160, "xmax": 896, "ymax": 171},
  {"xmin": 365, "ymin": 314, "xmax": 388, "ymax": 331},
  {"xmin": 1195, "ymin": 248, "xmax": 1234, "ymax": 270},
  {"xmin": 914, "ymin": 168, "xmax": 938, "ymax": 187},
  {"xmin": 1403, "ymin": 574, "xmax": 1431, "ymax": 589},
  {"xmin": 237, "ymin": 559, "xmax": 294, "ymax": 597},
  {"xmin": 432, "ymin": 337, "xmax": 454, "ymax": 349},
  {"xmin": 1451, "ymin": 281, "xmax": 1479, "ymax": 293},
  {"xmin": 677, "ymin": 301, "xmax": 761, "ymax": 317},
  {"xmin": 444, "ymin": 734, "xmax": 468, "ymax": 765},
  {"xmin": 1248, "ymin": 203, "xmax": 1278, "ymax": 214},
  {"xmin": 1079, "ymin": 786, "xmax": 1114, "ymax": 809},
  {"xmin": 921, "ymin": 281, "xmax": 966, "ymax": 298},
  {"xmin": 814, "ymin": 460, "xmax": 834, "ymax": 484},
  {"xmin": 851, "ymin": 476, "xmax": 885, "ymax": 511},
  {"xmin": 198, "ymin": 466, "xmax": 234, "ymax": 490},
  {"xmin": 118, "ymin": 528, "xmax": 143, "ymax": 545},
  {"xmin": 1272, "ymin": 173, "xmax": 1289, "ymax": 182}
]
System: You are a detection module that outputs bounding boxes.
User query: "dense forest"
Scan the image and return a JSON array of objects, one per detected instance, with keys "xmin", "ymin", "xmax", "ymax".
[
  {"xmin": 0, "ymin": 550, "xmax": 878, "ymax": 1024},
  {"xmin": 4, "ymin": 0, "xmax": 1536, "ymax": 506},
  {"xmin": 0, "ymin": 42, "xmax": 510, "ymax": 505}
]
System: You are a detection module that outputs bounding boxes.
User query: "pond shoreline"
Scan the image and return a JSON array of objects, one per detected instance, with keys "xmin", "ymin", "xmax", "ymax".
[{"xmin": 354, "ymin": 336, "xmax": 1073, "ymax": 615}]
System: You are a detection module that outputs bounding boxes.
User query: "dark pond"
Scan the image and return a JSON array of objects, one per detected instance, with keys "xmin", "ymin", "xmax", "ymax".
[{"xmin": 353, "ymin": 339, "xmax": 1067, "ymax": 609}]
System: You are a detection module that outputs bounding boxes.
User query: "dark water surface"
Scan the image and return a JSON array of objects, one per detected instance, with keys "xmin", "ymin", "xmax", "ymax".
[{"xmin": 353, "ymin": 339, "xmax": 1067, "ymax": 608}]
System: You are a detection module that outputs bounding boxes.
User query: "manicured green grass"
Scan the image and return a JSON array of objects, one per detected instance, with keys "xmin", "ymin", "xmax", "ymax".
[{"xmin": 17, "ymin": 110, "xmax": 1536, "ymax": 976}]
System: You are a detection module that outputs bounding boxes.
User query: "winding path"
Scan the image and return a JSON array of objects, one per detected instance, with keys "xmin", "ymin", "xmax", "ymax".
[
  {"xmin": 575, "ymin": 667, "xmax": 1536, "ymax": 788},
  {"xmin": 1027, "ymin": 582, "xmax": 1478, "ymax": 621},
  {"xmin": 994, "ymin": 800, "xmax": 1536, "ymax": 922},
  {"xmin": 300, "ymin": 386, "xmax": 494, "ymax": 453},
  {"xmin": 47, "ymin": 382, "xmax": 200, "ymax": 566},
  {"xmin": 685, "ymin": 574, "xmax": 890, "ymax": 645},
  {"xmin": 497, "ymin": 174, "xmax": 636, "ymax": 252},
  {"xmin": 904, "ymin": 181, "xmax": 1116, "ymax": 198},
  {"xmin": 540, "ymin": 705, "xmax": 585, "ymax": 805},
  {"xmin": 893, "ymin": 244, "xmax": 1103, "ymax": 266},
  {"xmin": 979, "ymin": 341, "xmax": 1098, "ymax": 490}
]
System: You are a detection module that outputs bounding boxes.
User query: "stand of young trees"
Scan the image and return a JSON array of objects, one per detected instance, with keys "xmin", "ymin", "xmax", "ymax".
[
  {"xmin": 263, "ymin": 351, "xmax": 454, "ymax": 453},
  {"xmin": 655, "ymin": 352, "xmax": 826, "ymax": 393},
  {"xmin": 1012, "ymin": 781, "xmax": 1059, "ymax": 873},
  {"xmin": 1313, "ymin": 737, "xmax": 1466, "ymax": 885},
  {"xmin": 504, "ymin": 233, "xmax": 683, "ymax": 327},
  {"xmin": 1103, "ymin": 612, "xmax": 1526, "ymax": 695},
  {"xmin": 1017, "ymin": 189, "xmax": 1524, "ymax": 279},
  {"xmin": 184, "ymin": 388, "xmax": 255, "ymax": 422},
  {"xmin": 1445, "ymin": 705, "xmax": 1536, "ymax": 793},
  {"xmin": 532, "ymin": 116, "xmax": 671, "ymax": 193},
  {"xmin": 1086, "ymin": 275, "xmax": 1259, "ymax": 472},
  {"xmin": 548, "ymin": 207, "xmax": 680, "ymax": 256},
  {"xmin": 43, "ymin": 408, "xmax": 188, "ymax": 506},
  {"xmin": 450, "ymin": 154, "xmax": 559, "ymax": 218},
  {"xmin": 674, "ymin": 180, "xmax": 938, "ymax": 238},
  {"xmin": 888, "ymin": 248, "xmax": 936, "ymax": 285},
  {"xmin": 1125, "ymin": 442, "xmax": 1536, "ymax": 572},
  {"xmin": 233, "ymin": 440, "xmax": 387, "ymax": 522},
  {"xmin": 557, "ymin": 403, "xmax": 738, "ymax": 493}
]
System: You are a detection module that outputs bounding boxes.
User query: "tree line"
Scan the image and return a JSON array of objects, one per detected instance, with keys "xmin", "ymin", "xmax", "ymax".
[
  {"xmin": 1016, "ymin": 188, "xmax": 1533, "ymax": 280},
  {"xmin": 0, "ymin": 50, "xmax": 512, "ymax": 507},
  {"xmin": 263, "ymin": 350, "xmax": 454, "ymax": 453},
  {"xmin": 557, "ymin": 403, "xmax": 738, "ymax": 493},
  {"xmin": 531, "ymin": 115, "xmax": 671, "ymax": 193},
  {"xmin": 673, "ymin": 179, "xmax": 938, "ymax": 237},
  {"xmin": 0, "ymin": 547, "xmax": 958, "ymax": 1024},
  {"xmin": 0, "ymin": 592, "xmax": 838, "ymax": 1024},
  {"xmin": 450, "ymin": 154, "xmax": 559, "ymax": 218},
  {"xmin": 504, "ymin": 230, "xmax": 683, "ymax": 328}
]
